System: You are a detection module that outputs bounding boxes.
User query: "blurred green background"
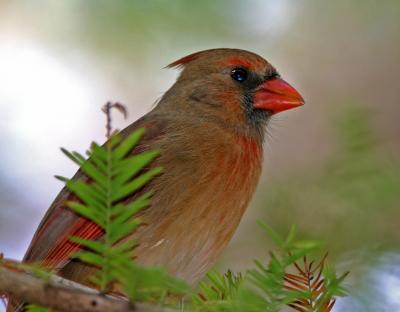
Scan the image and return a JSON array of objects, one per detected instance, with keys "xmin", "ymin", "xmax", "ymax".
[{"xmin": 0, "ymin": 1, "xmax": 399, "ymax": 310}]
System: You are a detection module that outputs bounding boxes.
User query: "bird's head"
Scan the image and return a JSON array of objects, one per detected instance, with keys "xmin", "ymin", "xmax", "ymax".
[{"xmin": 160, "ymin": 48, "xmax": 304, "ymax": 140}]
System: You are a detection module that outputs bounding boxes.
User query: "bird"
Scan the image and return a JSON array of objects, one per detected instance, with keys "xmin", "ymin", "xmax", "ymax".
[{"xmin": 8, "ymin": 48, "xmax": 304, "ymax": 311}]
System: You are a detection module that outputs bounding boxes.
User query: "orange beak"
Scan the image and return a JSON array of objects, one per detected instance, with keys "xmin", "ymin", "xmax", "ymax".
[{"xmin": 253, "ymin": 78, "xmax": 305, "ymax": 114}]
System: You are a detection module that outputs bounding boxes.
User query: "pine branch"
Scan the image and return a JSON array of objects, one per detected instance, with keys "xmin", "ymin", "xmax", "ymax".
[
  {"xmin": 61, "ymin": 129, "xmax": 158, "ymax": 293},
  {"xmin": 191, "ymin": 224, "xmax": 348, "ymax": 312}
]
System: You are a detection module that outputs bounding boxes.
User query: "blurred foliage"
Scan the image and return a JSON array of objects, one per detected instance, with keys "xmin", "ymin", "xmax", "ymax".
[
  {"xmin": 3, "ymin": 0, "xmax": 244, "ymax": 65},
  {"xmin": 260, "ymin": 105, "xmax": 400, "ymax": 256},
  {"xmin": 65, "ymin": 0, "xmax": 237, "ymax": 63}
]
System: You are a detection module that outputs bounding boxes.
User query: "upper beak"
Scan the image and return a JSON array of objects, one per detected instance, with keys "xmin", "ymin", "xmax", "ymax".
[{"xmin": 253, "ymin": 77, "xmax": 305, "ymax": 114}]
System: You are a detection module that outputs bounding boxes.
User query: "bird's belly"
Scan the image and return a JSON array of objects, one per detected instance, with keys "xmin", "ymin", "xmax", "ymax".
[{"xmin": 133, "ymin": 160, "xmax": 260, "ymax": 284}]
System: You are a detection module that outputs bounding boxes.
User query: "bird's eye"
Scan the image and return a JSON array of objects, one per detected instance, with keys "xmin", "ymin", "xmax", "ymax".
[{"xmin": 231, "ymin": 68, "xmax": 248, "ymax": 82}]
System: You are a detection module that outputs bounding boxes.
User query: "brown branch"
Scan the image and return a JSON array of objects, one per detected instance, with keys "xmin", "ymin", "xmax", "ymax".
[{"xmin": 0, "ymin": 266, "xmax": 162, "ymax": 312}]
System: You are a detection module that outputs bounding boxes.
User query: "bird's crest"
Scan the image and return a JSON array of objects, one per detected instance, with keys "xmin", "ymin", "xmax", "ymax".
[
  {"xmin": 166, "ymin": 51, "xmax": 205, "ymax": 69},
  {"xmin": 166, "ymin": 49, "xmax": 267, "ymax": 71}
]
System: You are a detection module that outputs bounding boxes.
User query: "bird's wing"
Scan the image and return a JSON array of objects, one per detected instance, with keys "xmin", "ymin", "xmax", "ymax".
[{"xmin": 23, "ymin": 114, "xmax": 166, "ymax": 270}]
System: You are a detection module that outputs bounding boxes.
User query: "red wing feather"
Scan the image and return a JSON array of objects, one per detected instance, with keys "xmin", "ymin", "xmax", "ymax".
[
  {"xmin": 23, "ymin": 170, "xmax": 104, "ymax": 269},
  {"xmin": 42, "ymin": 219, "xmax": 103, "ymax": 268}
]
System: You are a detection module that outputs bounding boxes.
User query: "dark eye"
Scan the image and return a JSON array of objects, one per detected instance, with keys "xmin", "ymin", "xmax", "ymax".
[{"xmin": 231, "ymin": 68, "xmax": 248, "ymax": 82}]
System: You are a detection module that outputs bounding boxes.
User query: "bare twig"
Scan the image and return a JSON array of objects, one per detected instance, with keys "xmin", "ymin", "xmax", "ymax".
[{"xmin": 102, "ymin": 102, "xmax": 127, "ymax": 138}]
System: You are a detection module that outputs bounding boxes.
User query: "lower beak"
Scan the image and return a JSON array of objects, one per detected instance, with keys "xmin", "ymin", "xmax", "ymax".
[{"xmin": 253, "ymin": 78, "xmax": 305, "ymax": 114}]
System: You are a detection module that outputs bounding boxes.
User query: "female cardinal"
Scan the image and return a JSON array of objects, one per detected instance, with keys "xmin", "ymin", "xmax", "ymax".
[{"xmin": 8, "ymin": 48, "xmax": 304, "ymax": 311}]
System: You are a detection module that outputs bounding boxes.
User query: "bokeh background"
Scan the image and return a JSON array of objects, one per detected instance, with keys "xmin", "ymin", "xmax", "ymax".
[{"xmin": 0, "ymin": 0, "xmax": 399, "ymax": 310}]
